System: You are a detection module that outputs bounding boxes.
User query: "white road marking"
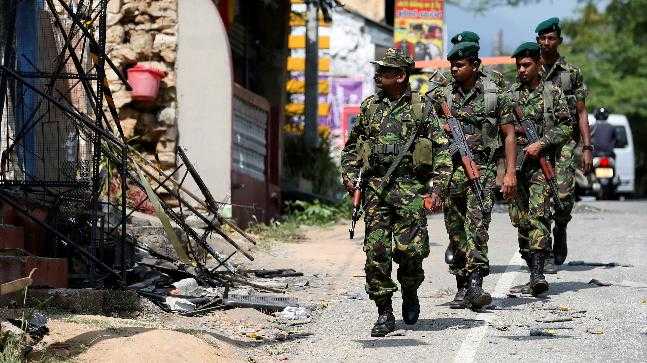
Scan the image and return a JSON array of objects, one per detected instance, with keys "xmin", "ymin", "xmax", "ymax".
[{"xmin": 454, "ymin": 252, "xmax": 525, "ymax": 363}]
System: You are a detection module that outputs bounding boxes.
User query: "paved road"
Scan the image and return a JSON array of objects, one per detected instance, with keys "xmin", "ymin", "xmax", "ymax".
[{"xmin": 283, "ymin": 201, "xmax": 647, "ymax": 362}]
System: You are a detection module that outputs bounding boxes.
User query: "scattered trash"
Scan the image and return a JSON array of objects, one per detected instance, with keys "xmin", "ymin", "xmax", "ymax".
[
  {"xmin": 165, "ymin": 296, "xmax": 198, "ymax": 313},
  {"xmin": 224, "ymin": 294, "xmax": 298, "ymax": 312},
  {"xmin": 170, "ymin": 278, "xmax": 202, "ymax": 296},
  {"xmin": 589, "ymin": 279, "xmax": 613, "ymax": 286},
  {"xmin": 275, "ymin": 306, "xmax": 311, "ymax": 320},
  {"xmin": 568, "ymin": 261, "xmax": 633, "ymax": 268},
  {"xmin": 586, "ymin": 328, "xmax": 604, "ymax": 335},
  {"xmin": 346, "ymin": 291, "xmax": 367, "ymax": 300},
  {"xmin": 386, "ymin": 330, "xmax": 406, "ymax": 337},
  {"xmin": 242, "ymin": 269, "xmax": 304, "ymax": 278},
  {"xmin": 491, "ymin": 324, "xmax": 509, "ymax": 331},
  {"xmin": 292, "ymin": 280, "xmax": 310, "ymax": 289},
  {"xmin": 535, "ymin": 317, "xmax": 573, "ymax": 323},
  {"xmin": 529, "ymin": 328, "xmax": 557, "ymax": 337}
]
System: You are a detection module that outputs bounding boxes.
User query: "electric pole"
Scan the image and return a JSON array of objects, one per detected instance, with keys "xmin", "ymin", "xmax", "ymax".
[{"xmin": 304, "ymin": 0, "xmax": 319, "ymax": 148}]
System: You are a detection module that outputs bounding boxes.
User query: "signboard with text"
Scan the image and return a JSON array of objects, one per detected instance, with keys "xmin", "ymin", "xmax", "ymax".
[{"xmin": 394, "ymin": 0, "xmax": 445, "ymax": 61}]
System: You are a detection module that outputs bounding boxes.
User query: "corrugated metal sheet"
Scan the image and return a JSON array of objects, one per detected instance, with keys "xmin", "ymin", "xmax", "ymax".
[{"xmin": 232, "ymin": 97, "xmax": 267, "ymax": 181}]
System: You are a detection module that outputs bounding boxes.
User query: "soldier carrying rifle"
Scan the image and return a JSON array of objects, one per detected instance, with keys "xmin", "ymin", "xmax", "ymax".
[
  {"xmin": 427, "ymin": 40, "xmax": 518, "ymax": 310},
  {"xmin": 508, "ymin": 42, "xmax": 573, "ymax": 296},
  {"xmin": 340, "ymin": 48, "xmax": 452, "ymax": 337}
]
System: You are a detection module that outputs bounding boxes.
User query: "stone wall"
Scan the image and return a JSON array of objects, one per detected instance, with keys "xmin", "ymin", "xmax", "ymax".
[{"xmin": 105, "ymin": 0, "xmax": 178, "ymax": 170}]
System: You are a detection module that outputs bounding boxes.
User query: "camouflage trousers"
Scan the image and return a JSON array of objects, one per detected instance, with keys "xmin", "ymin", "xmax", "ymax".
[
  {"xmin": 508, "ymin": 164, "xmax": 553, "ymax": 260},
  {"xmin": 443, "ymin": 164, "xmax": 497, "ymax": 277},
  {"xmin": 553, "ymin": 139, "xmax": 577, "ymax": 229},
  {"xmin": 362, "ymin": 178, "xmax": 430, "ymax": 304}
]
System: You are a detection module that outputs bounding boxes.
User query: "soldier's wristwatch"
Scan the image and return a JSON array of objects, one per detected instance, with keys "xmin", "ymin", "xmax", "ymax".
[{"xmin": 582, "ymin": 144, "xmax": 594, "ymax": 151}]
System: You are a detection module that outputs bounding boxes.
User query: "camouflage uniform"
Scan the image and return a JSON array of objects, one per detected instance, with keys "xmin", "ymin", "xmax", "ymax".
[
  {"xmin": 541, "ymin": 57, "xmax": 587, "ymax": 230},
  {"xmin": 428, "ymin": 72, "xmax": 515, "ymax": 277},
  {"xmin": 340, "ymin": 89, "xmax": 452, "ymax": 304},
  {"xmin": 508, "ymin": 81, "xmax": 572, "ymax": 259}
]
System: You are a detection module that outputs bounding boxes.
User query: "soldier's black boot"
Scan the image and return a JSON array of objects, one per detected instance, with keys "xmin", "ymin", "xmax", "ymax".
[
  {"xmin": 371, "ymin": 298, "xmax": 396, "ymax": 337},
  {"xmin": 529, "ymin": 252, "xmax": 549, "ymax": 296},
  {"xmin": 465, "ymin": 270, "xmax": 492, "ymax": 311},
  {"xmin": 401, "ymin": 288, "xmax": 420, "ymax": 325},
  {"xmin": 544, "ymin": 253, "xmax": 558, "ymax": 274},
  {"xmin": 553, "ymin": 223, "xmax": 568, "ymax": 265},
  {"xmin": 450, "ymin": 275, "xmax": 468, "ymax": 309}
]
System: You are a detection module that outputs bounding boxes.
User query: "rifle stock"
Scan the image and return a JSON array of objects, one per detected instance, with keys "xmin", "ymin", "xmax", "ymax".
[{"xmin": 441, "ymin": 102, "xmax": 486, "ymax": 212}]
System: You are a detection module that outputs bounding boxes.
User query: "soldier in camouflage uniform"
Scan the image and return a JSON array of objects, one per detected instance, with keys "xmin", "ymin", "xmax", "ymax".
[
  {"xmin": 508, "ymin": 42, "xmax": 573, "ymax": 295},
  {"xmin": 428, "ymin": 41, "xmax": 518, "ymax": 310},
  {"xmin": 429, "ymin": 31, "xmax": 508, "ymax": 92},
  {"xmin": 535, "ymin": 18, "xmax": 594, "ymax": 271},
  {"xmin": 340, "ymin": 49, "xmax": 452, "ymax": 337}
]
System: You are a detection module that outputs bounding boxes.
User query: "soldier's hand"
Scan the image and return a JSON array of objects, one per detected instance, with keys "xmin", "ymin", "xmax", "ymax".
[
  {"xmin": 501, "ymin": 172, "xmax": 517, "ymax": 201},
  {"xmin": 582, "ymin": 149, "xmax": 593, "ymax": 174},
  {"xmin": 423, "ymin": 193, "xmax": 442, "ymax": 213},
  {"xmin": 524, "ymin": 141, "xmax": 543, "ymax": 159}
]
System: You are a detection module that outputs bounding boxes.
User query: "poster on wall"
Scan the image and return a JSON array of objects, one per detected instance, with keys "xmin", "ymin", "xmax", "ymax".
[{"xmin": 394, "ymin": 0, "xmax": 445, "ymax": 61}]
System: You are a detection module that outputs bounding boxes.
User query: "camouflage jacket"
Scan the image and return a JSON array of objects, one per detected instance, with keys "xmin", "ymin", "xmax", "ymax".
[
  {"xmin": 340, "ymin": 89, "xmax": 452, "ymax": 196},
  {"xmin": 510, "ymin": 81, "xmax": 572, "ymax": 151},
  {"xmin": 428, "ymin": 72, "xmax": 515, "ymax": 164},
  {"xmin": 541, "ymin": 56, "xmax": 587, "ymax": 122}
]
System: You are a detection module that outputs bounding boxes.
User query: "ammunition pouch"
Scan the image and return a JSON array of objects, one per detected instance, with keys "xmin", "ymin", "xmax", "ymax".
[{"xmin": 372, "ymin": 143, "xmax": 402, "ymax": 156}]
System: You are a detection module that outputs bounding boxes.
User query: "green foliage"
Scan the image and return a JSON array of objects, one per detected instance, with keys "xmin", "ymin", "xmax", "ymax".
[
  {"xmin": 0, "ymin": 333, "xmax": 23, "ymax": 363},
  {"xmin": 285, "ymin": 199, "xmax": 352, "ymax": 224},
  {"xmin": 282, "ymin": 124, "xmax": 343, "ymax": 199},
  {"xmin": 248, "ymin": 199, "xmax": 352, "ymax": 244}
]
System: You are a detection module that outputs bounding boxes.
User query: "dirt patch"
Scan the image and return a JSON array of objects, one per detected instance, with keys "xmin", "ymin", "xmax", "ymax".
[{"xmin": 30, "ymin": 318, "xmax": 242, "ymax": 362}]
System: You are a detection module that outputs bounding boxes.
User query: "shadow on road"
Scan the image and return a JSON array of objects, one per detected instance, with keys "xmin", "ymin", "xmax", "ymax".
[
  {"xmin": 489, "ymin": 264, "xmax": 524, "ymax": 274},
  {"xmin": 557, "ymin": 261, "xmax": 633, "ymax": 272},
  {"xmin": 353, "ymin": 338, "xmax": 428, "ymax": 348},
  {"xmin": 404, "ymin": 317, "xmax": 485, "ymax": 332},
  {"xmin": 545, "ymin": 280, "xmax": 605, "ymax": 296},
  {"xmin": 497, "ymin": 334, "xmax": 574, "ymax": 341}
]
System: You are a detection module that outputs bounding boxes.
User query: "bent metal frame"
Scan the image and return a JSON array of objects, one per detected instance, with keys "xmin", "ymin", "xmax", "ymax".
[{"xmin": 0, "ymin": 0, "xmax": 257, "ymax": 289}]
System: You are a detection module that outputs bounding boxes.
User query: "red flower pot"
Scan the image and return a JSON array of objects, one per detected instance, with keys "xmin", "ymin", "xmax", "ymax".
[{"xmin": 127, "ymin": 64, "xmax": 166, "ymax": 101}]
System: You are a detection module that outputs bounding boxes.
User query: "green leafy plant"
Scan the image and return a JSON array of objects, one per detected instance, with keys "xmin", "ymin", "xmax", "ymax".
[{"xmin": 248, "ymin": 199, "xmax": 352, "ymax": 244}]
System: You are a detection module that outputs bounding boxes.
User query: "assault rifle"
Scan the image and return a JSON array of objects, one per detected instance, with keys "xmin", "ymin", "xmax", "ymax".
[
  {"xmin": 512, "ymin": 106, "xmax": 563, "ymax": 210},
  {"xmin": 441, "ymin": 102, "xmax": 486, "ymax": 212},
  {"xmin": 349, "ymin": 169, "xmax": 363, "ymax": 239}
]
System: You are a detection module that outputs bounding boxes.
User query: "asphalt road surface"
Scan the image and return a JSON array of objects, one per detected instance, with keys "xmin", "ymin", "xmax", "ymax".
[{"xmin": 283, "ymin": 201, "xmax": 646, "ymax": 362}]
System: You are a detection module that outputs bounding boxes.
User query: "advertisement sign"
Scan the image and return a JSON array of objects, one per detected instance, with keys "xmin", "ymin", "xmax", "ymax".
[{"xmin": 394, "ymin": 0, "xmax": 445, "ymax": 61}]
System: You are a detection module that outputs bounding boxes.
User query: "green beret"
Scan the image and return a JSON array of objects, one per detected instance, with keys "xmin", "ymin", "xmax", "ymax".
[
  {"xmin": 447, "ymin": 41, "xmax": 479, "ymax": 61},
  {"xmin": 370, "ymin": 47, "xmax": 415, "ymax": 70},
  {"xmin": 450, "ymin": 31, "xmax": 480, "ymax": 45},
  {"xmin": 511, "ymin": 42, "xmax": 540, "ymax": 58},
  {"xmin": 535, "ymin": 17, "xmax": 560, "ymax": 35}
]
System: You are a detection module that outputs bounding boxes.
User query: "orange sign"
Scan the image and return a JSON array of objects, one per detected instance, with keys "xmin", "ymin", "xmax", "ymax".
[{"xmin": 394, "ymin": 0, "xmax": 445, "ymax": 61}]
